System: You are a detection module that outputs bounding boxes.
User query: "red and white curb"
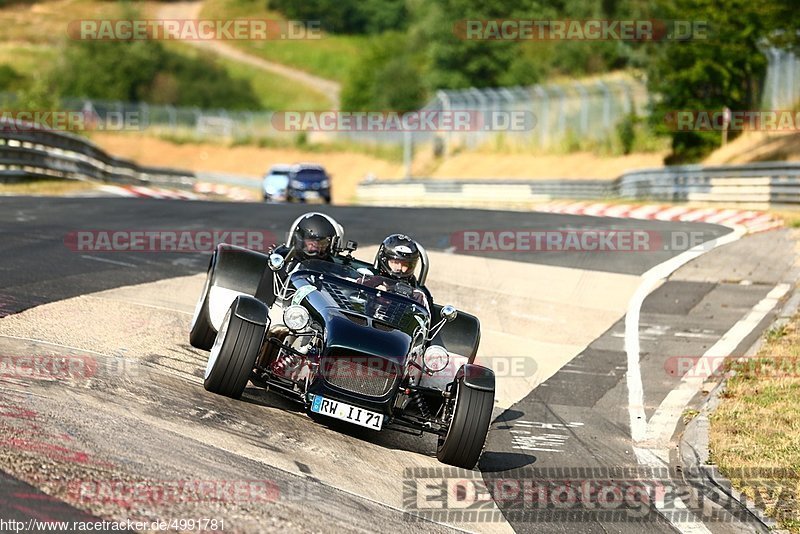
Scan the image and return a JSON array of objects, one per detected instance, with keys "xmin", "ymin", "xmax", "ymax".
[
  {"xmin": 98, "ymin": 185, "xmax": 202, "ymax": 200},
  {"xmin": 194, "ymin": 182, "xmax": 257, "ymax": 202},
  {"xmin": 535, "ymin": 201, "xmax": 784, "ymax": 234}
]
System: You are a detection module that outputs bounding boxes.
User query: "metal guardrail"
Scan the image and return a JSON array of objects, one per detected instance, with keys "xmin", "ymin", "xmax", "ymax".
[
  {"xmin": 357, "ymin": 162, "xmax": 800, "ymax": 208},
  {"xmin": 0, "ymin": 119, "xmax": 197, "ymax": 188}
]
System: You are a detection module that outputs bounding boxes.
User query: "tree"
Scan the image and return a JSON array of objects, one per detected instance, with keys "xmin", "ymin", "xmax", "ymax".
[{"xmin": 647, "ymin": 0, "xmax": 773, "ymax": 163}]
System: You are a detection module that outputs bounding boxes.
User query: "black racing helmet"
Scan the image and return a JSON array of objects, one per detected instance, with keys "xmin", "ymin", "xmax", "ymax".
[
  {"xmin": 292, "ymin": 213, "xmax": 338, "ymax": 259},
  {"xmin": 376, "ymin": 234, "xmax": 420, "ymax": 280}
]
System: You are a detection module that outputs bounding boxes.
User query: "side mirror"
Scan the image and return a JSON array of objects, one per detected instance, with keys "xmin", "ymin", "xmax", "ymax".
[
  {"xmin": 441, "ymin": 305, "xmax": 457, "ymax": 322},
  {"xmin": 356, "ymin": 267, "xmax": 373, "ymax": 277},
  {"xmin": 269, "ymin": 253, "xmax": 285, "ymax": 272}
]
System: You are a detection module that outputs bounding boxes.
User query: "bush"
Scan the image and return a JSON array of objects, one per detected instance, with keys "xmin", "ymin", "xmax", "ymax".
[
  {"xmin": 49, "ymin": 38, "xmax": 261, "ymax": 109},
  {"xmin": 269, "ymin": 0, "xmax": 407, "ymax": 34},
  {"xmin": 0, "ymin": 65, "xmax": 23, "ymax": 91},
  {"xmin": 341, "ymin": 32, "xmax": 425, "ymax": 111}
]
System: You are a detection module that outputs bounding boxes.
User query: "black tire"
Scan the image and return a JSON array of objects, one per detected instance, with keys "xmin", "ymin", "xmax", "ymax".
[
  {"xmin": 436, "ymin": 377, "xmax": 494, "ymax": 469},
  {"xmin": 189, "ymin": 259, "xmax": 216, "ymax": 350},
  {"xmin": 203, "ymin": 307, "xmax": 264, "ymax": 399}
]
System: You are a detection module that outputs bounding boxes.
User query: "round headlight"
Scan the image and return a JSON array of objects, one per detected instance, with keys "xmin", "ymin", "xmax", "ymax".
[
  {"xmin": 283, "ymin": 305, "xmax": 310, "ymax": 331},
  {"xmin": 424, "ymin": 345, "xmax": 449, "ymax": 373}
]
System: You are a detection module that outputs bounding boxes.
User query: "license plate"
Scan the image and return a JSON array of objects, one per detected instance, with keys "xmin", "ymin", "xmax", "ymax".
[
  {"xmin": 310, "ymin": 395, "xmax": 383, "ymax": 430},
  {"xmin": 303, "ymin": 191, "xmax": 320, "ymax": 199}
]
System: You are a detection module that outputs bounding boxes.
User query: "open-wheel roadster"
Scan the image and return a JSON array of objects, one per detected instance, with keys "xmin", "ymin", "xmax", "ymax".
[{"xmin": 189, "ymin": 215, "xmax": 495, "ymax": 468}]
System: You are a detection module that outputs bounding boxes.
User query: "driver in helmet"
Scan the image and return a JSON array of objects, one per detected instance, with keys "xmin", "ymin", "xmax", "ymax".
[
  {"xmin": 368, "ymin": 234, "xmax": 432, "ymax": 311},
  {"xmin": 271, "ymin": 212, "xmax": 340, "ymax": 271}
]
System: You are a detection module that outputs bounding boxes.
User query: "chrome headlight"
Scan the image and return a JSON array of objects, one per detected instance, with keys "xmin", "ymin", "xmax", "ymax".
[
  {"xmin": 320, "ymin": 179, "xmax": 329, "ymax": 188},
  {"xmin": 423, "ymin": 345, "xmax": 449, "ymax": 373},
  {"xmin": 283, "ymin": 305, "xmax": 310, "ymax": 331},
  {"xmin": 290, "ymin": 180, "xmax": 305, "ymax": 189}
]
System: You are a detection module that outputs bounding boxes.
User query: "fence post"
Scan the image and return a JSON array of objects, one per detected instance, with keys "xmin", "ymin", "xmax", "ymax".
[
  {"xmin": 533, "ymin": 85, "xmax": 549, "ymax": 148},
  {"xmin": 574, "ymin": 83, "xmax": 590, "ymax": 136},
  {"xmin": 437, "ymin": 90, "xmax": 451, "ymax": 157}
]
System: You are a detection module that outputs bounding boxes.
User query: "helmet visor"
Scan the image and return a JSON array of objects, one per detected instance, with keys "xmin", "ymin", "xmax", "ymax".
[
  {"xmin": 386, "ymin": 257, "xmax": 416, "ymax": 276},
  {"xmin": 302, "ymin": 237, "xmax": 331, "ymax": 256}
]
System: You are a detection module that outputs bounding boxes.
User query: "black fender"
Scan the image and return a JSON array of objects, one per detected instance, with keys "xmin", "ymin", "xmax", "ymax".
[
  {"xmin": 232, "ymin": 295, "xmax": 271, "ymax": 328},
  {"xmin": 211, "ymin": 243, "xmax": 272, "ymax": 299},
  {"xmin": 456, "ymin": 363, "xmax": 495, "ymax": 392},
  {"xmin": 204, "ymin": 244, "xmax": 275, "ymax": 331},
  {"xmin": 433, "ymin": 304, "xmax": 481, "ymax": 363}
]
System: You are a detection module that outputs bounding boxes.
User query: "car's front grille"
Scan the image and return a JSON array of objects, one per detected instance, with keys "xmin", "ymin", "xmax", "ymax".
[{"xmin": 323, "ymin": 355, "xmax": 397, "ymax": 397}]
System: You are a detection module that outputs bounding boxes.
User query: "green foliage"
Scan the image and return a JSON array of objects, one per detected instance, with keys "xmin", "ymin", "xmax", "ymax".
[
  {"xmin": 646, "ymin": 0, "xmax": 776, "ymax": 163},
  {"xmin": 341, "ymin": 32, "xmax": 425, "ymax": 111},
  {"xmin": 0, "ymin": 64, "xmax": 22, "ymax": 91},
  {"xmin": 268, "ymin": 0, "xmax": 407, "ymax": 34},
  {"xmin": 49, "ymin": 39, "xmax": 261, "ymax": 109},
  {"xmin": 617, "ymin": 113, "xmax": 637, "ymax": 155}
]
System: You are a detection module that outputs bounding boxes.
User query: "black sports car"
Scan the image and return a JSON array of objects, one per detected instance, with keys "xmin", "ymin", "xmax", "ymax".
[{"xmin": 188, "ymin": 218, "xmax": 494, "ymax": 468}]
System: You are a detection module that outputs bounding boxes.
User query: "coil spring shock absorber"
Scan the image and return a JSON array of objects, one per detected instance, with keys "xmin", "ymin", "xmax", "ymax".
[{"xmin": 412, "ymin": 391, "xmax": 431, "ymax": 419}]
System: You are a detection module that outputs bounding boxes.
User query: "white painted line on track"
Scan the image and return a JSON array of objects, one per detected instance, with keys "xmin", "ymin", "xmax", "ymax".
[
  {"xmin": 87, "ymin": 295, "xmax": 193, "ymax": 315},
  {"xmin": 0, "ymin": 334, "xmax": 112, "ymax": 357},
  {"xmin": 644, "ymin": 282, "xmax": 790, "ymax": 448},
  {"xmin": 80, "ymin": 255, "xmax": 138, "ymax": 268},
  {"xmin": 626, "ymin": 226, "xmax": 746, "ymax": 442},
  {"xmin": 624, "ymin": 226, "xmax": 748, "ymax": 534}
]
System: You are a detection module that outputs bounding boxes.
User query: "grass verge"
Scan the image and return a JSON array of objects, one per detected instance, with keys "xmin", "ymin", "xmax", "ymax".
[
  {"xmin": 200, "ymin": 0, "xmax": 367, "ymax": 83},
  {"xmin": 0, "ymin": 179, "xmax": 98, "ymax": 195},
  {"xmin": 709, "ymin": 310, "xmax": 800, "ymax": 532}
]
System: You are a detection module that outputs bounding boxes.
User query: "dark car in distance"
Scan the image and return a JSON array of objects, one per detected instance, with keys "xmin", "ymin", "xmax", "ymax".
[{"xmin": 286, "ymin": 164, "xmax": 331, "ymax": 204}]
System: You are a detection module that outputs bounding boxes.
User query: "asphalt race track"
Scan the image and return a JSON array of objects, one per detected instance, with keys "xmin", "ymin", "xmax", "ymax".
[{"xmin": 0, "ymin": 197, "xmax": 794, "ymax": 534}]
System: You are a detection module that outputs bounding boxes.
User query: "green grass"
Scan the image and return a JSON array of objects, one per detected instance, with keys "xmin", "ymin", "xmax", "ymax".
[
  {"xmin": 709, "ymin": 313, "xmax": 800, "ymax": 532},
  {"xmin": 0, "ymin": 43, "xmax": 58, "ymax": 80},
  {"xmin": 0, "ymin": 178, "xmax": 98, "ymax": 195},
  {"xmin": 201, "ymin": 0, "xmax": 369, "ymax": 83},
  {"xmin": 161, "ymin": 41, "xmax": 330, "ymax": 111}
]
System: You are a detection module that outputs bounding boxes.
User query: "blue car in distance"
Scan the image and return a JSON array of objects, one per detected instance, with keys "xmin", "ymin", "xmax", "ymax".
[{"xmin": 286, "ymin": 163, "xmax": 332, "ymax": 204}]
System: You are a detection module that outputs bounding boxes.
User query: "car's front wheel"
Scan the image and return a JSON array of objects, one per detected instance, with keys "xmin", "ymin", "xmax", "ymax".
[
  {"xmin": 436, "ymin": 375, "xmax": 494, "ymax": 469},
  {"xmin": 203, "ymin": 306, "xmax": 264, "ymax": 399}
]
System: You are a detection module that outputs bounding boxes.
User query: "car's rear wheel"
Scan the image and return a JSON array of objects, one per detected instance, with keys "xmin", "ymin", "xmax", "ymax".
[
  {"xmin": 189, "ymin": 261, "xmax": 215, "ymax": 350},
  {"xmin": 436, "ymin": 376, "xmax": 494, "ymax": 469},
  {"xmin": 203, "ymin": 306, "xmax": 264, "ymax": 399}
]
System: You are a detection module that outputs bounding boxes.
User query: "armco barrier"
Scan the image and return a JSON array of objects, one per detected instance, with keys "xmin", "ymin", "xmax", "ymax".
[
  {"xmin": 357, "ymin": 162, "xmax": 800, "ymax": 208},
  {"xmin": 0, "ymin": 119, "xmax": 196, "ymax": 188}
]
